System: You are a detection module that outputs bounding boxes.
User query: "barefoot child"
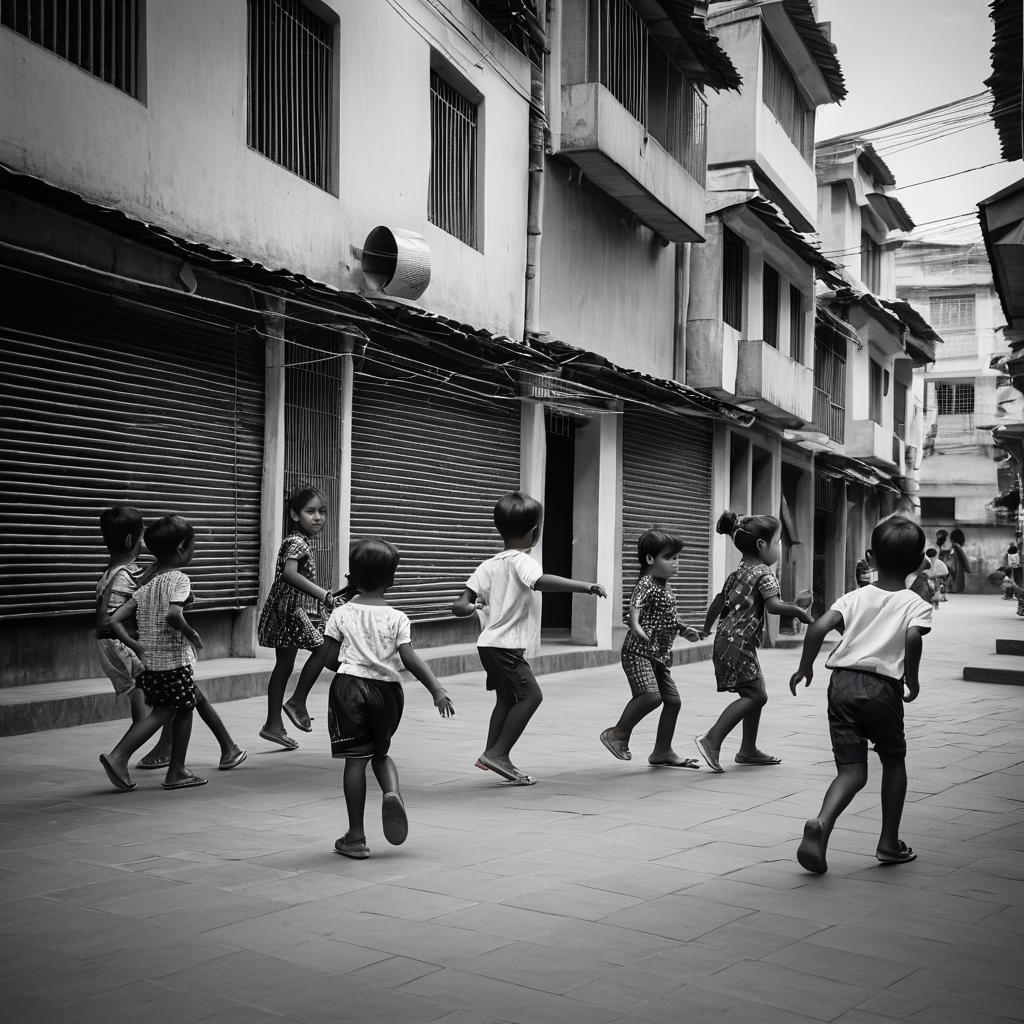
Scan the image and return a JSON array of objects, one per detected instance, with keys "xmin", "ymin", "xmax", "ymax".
[
  {"xmin": 257, "ymin": 486, "xmax": 338, "ymax": 749},
  {"xmin": 600, "ymin": 530, "xmax": 702, "ymax": 769},
  {"xmin": 324, "ymin": 539, "xmax": 454, "ymax": 859},
  {"xmin": 694, "ymin": 511, "xmax": 814, "ymax": 773},
  {"xmin": 452, "ymin": 491, "xmax": 607, "ymax": 786},
  {"xmin": 790, "ymin": 516, "xmax": 931, "ymax": 874}
]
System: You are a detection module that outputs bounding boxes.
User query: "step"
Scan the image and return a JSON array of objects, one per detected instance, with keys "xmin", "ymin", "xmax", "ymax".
[
  {"xmin": 995, "ymin": 638, "xmax": 1024, "ymax": 656},
  {"xmin": 963, "ymin": 654, "xmax": 1024, "ymax": 686}
]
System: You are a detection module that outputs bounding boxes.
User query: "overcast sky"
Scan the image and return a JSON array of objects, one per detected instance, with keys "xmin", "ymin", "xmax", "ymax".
[{"xmin": 814, "ymin": 0, "xmax": 1022, "ymax": 244}]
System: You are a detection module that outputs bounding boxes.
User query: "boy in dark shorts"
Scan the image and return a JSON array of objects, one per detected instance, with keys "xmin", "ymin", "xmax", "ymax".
[{"xmin": 789, "ymin": 516, "xmax": 931, "ymax": 874}]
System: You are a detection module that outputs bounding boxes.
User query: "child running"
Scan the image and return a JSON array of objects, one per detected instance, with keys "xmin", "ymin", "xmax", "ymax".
[
  {"xmin": 789, "ymin": 516, "xmax": 931, "ymax": 873},
  {"xmin": 694, "ymin": 511, "xmax": 814, "ymax": 773},
  {"xmin": 599, "ymin": 530, "xmax": 702, "ymax": 769},
  {"xmin": 100, "ymin": 515, "xmax": 245, "ymax": 791},
  {"xmin": 452, "ymin": 491, "xmax": 607, "ymax": 786},
  {"xmin": 324, "ymin": 539, "xmax": 454, "ymax": 859},
  {"xmin": 258, "ymin": 486, "xmax": 337, "ymax": 749}
]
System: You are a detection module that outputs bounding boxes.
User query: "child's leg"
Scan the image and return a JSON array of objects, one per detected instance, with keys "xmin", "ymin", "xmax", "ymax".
[
  {"xmin": 702, "ymin": 686, "xmax": 767, "ymax": 752},
  {"xmin": 106, "ymin": 706, "xmax": 175, "ymax": 775},
  {"xmin": 284, "ymin": 643, "xmax": 328, "ymax": 728},
  {"xmin": 194, "ymin": 687, "xmax": 245, "ymax": 765},
  {"xmin": 128, "ymin": 687, "xmax": 149, "ymax": 725},
  {"xmin": 263, "ymin": 647, "xmax": 298, "ymax": 734},
  {"xmin": 342, "ymin": 757, "xmax": 370, "ymax": 841},
  {"xmin": 485, "ymin": 690, "xmax": 516, "ymax": 752},
  {"xmin": 485, "ymin": 684, "xmax": 542, "ymax": 761},
  {"xmin": 164, "ymin": 708, "xmax": 201, "ymax": 787},
  {"xmin": 797, "ymin": 761, "xmax": 868, "ymax": 873},
  {"xmin": 603, "ymin": 652, "xmax": 660, "ymax": 756},
  {"xmin": 876, "ymin": 753, "xmax": 910, "ymax": 859},
  {"xmin": 371, "ymin": 754, "xmax": 408, "ymax": 846},
  {"xmin": 652, "ymin": 691, "xmax": 682, "ymax": 759}
]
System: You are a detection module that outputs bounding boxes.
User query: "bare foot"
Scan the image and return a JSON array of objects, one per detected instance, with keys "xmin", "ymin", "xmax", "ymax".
[{"xmin": 797, "ymin": 818, "xmax": 828, "ymax": 874}]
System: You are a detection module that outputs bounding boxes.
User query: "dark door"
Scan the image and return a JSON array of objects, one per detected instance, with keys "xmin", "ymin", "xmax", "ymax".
[{"xmin": 542, "ymin": 413, "xmax": 576, "ymax": 632}]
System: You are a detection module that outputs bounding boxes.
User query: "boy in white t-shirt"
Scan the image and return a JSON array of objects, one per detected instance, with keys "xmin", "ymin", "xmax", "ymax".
[
  {"xmin": 789, "ymin": 516, "xmax": 932, "ymax": 874},
  {"xmin": 452, "ymin": 492, "xmax": 607, "ymax": 786}
]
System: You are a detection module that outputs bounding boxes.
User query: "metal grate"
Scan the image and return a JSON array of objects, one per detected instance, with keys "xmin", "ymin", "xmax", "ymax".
[
  {"xmin": 761, "ymin": 31, "xmax": 812, "ymax": 161},
  {"xmin": 429, "ymin": 69, "xmax": 479, "ymax": 248},
  {"xmin": 0, "ymin": 0, "xmax": 140, "ymax": 96},
  {"xmin": 929, "ymin": 293, "xmax": 975, "ymax": 330},
  {"xmin": 247, "ymin": 0, "xmax": 334, "ymax": 191},
  {"xmin": 814, "ymin": 474, "xmax": 840, "ymax": 513},
  {"xmin": 935, "ymin": 382, "xmax": 975, "ymax": 416},
  {"xmin": 812, "ymin": 332, "xmax": 846, "ymax": 443}
]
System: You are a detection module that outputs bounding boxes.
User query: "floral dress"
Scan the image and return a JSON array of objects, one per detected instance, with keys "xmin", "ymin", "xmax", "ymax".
[
  {"xmin": 622, "ymin": 575, "xmax": 681, "ymax": 665},
  {"xmin": 712, "ymin": 561, "xmax": 780, "ymax": 691},
  {"xmin": 257, "ymin": 533, "xmax": 323, "ymax": 650}
]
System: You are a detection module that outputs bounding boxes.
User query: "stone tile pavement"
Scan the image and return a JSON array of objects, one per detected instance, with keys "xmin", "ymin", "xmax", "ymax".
[{"xmin": 0, "ymin": 594, "xmax": 1021, "ymax": 1023}]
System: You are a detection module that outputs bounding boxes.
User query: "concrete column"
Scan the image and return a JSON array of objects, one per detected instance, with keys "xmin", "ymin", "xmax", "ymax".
[
  {"xmin": 710, "ymin": 422, "xmax": 732, "ymax": 596},
  {"xmin": 520, "ymin": 401, "xmax": 546, "ymax": 570},
  {"xmin": 336, "ymin": 339, "xmax": 354, "ymax": 586},
  {"xmin": 259, "ymin": 300, "xmax": 286, "ymax": 613}
]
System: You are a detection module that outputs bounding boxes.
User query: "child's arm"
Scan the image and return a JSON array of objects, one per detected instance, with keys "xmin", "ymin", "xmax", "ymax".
[
  {"xmin": 398, "ymin": 644, "xmax": 455, "ymax": 717},
  {"xmin": 764, "ymin": 595, "xmax": 815, "ymax": 626},
  {"xmin": 166, "ymin": 602, "xmax": 203, "ymax": 651},
  {"xmin": 535, "ymin": 575, "xmax": 607, "ymax": 598},
  {"xmin": 702, "ymin": 592, "xmax": 724, "ymax": 637},
  {"xmin": 106, "ymin": 598, "xmax": 147, "ymax": 662},
  {"xmin": 322, "ymin": 635, "xmax": 342, "ymax": 673},
  {"xmin": 677, "ymin": 621, "xmax": 702, "ymax": 642},
  {"xmin": 451, "ymin": 587, "xmax": 481, "ymax": 617},
  {"xmin": 789, "ymin": 609, "xmax": 844, "ymax": 694},
  {"xmin": 282, "ymin": 558, "xmax": 336, "ymax": 610},
  {"xmin": 628, "ymin": 601, "xmax": 649, "ymax": 644},
  {"xmin": 902, "ymin": 625, "xmax": 928, "ymax": 703}
]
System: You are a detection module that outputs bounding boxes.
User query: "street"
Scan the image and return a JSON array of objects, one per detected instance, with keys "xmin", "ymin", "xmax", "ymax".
[{"xmin": 0, "ymin": 594, "xmax": 1021, "ymax": 1023}]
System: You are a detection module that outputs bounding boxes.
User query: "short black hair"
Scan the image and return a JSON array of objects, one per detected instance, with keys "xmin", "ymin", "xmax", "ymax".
[
  {"xmin": 347, "ymin": 538, "xmax": 400, "ymax": 592},
  {"xmin": 871, "ymin": 516, "xmax": 926, "ymax": 577},
  {"xmin": 288, "ymin": 485, "xmax": 326, "ymax": 515},
  {"xmin": 926, "ymin": 547, "xmax": 937, "ymax": 557},
  {"xmin": 636, "ymin": 529, "xmax": 683, "ymax": 569},
  {"xmin": 950, "ymin": 528, "xmax": 965, "ymax": 545},
  {"xmin": 99, "ymin": 505, "xmax": 143, "ymax": 555},
  {"xmin": 144, "ymin": 514, "xmax": 195, "ymax": 560},
  {"xmin": 716, "ymin": 510, "xmax": 780, "ymax": 557},
  {"xmin": 493, "ymin": 491, "xmax": 543, "ymax": 541}
]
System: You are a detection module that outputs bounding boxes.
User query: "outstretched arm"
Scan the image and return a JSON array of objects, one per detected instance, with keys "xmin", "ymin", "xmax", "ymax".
[
  {"xmin": 451, "ymin": 587, "xmax": 480, "ymax": 617},
  {"xmin": 535, "ymin": 575, "xmax": 606, "ymax": 598},
  {"xmin": 764, "ymin": 595, "xmax": 815, "ymax": 626},
  {"xmin": 399, "ymin": 644, "xmax": 454, "ymax": 717},
  {"xmin": 789, "ymin": 609, "xmax": 844, "ymax": 694},
  {"xmin": 702, "ymin": 592, "xmax": 724, "ymax": 637}
]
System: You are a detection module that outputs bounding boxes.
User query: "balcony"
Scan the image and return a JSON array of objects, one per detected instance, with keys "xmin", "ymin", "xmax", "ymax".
[
  {"xmin": 812, "ymin": 387, "xmax": 845, "ymax": 443},
  {"xmin": 686, "ymin": 319, "xmax": 740, "ymax": 396},
  {"xmin": 735, "ymin": 339, "xmax": 813, "ymax": 425},
  {"xmin": 848, "ymin": 419, "xmax": 903, "ymax": 470}
]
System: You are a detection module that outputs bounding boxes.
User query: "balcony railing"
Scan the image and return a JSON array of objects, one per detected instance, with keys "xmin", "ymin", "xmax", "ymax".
[
  {"xmin": 591, "ymin": 0, "xmax": 707, "ymax": 184},
  {"xmin": 813, "ymin": 386, "xmax": 845, "ymax": 443}
]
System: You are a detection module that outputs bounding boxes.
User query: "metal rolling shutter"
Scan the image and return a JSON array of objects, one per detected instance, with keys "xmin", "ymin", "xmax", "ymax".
[
  {"xmin": 0, "ymin": 270, "xmax": 264, "ymax": 619},
  {"xmin": 621, "ymin": 410, "xmax": 713, "ymax": 624},
  {"xmin": 350, "ymin": 365, "xmax": 521, "ymax": 620}
]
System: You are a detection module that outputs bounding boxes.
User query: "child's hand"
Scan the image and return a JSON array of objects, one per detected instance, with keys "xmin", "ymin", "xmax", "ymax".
[
  {"xmin": 434, "ymin": 692, "xmax": 455, "ymax": 717},
  {"xmin": 795, "ymin": 589, "xmax": 813, "ymax": 610},
  {"xmin": 190, "ymin": 631, "xmax": 204, "ymax": 652},
  {"xmin": 798, "ymin": 609, "xmax": 815, "ymax": 625},
  {"xmin": 474, "ymin": 599, "xmax": 487, "ymax": 610},
  {"xmin": 631, "ymin": 625, "xmax": 650, "ymax": 644},
  {"xmin": 903, "ymin": 679, "xmax": 920, "ymax": 703},
  {"xmin": 589, "ymin": 583, "xmax": 607, "ymax": 598},
  {"xmin": 679, "ymin": 625, "xmax": 701, "ymax": 643},
  {"xmin": 135, "ymin": 646, "xmax": 150, "ymax": 670},
  {"xmin": 789, "ymin": 667, "xmax": 812, "ymax": 695}
]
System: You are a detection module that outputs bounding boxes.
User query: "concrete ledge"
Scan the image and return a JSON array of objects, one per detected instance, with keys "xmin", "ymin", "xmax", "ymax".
[
  {"xmin": 996, "ymin": 638, "xmax": 1024, "ymax": 656},
  {"xmin": 963, "ymin": 654, "xmax": 1024, "ymax": 685}
]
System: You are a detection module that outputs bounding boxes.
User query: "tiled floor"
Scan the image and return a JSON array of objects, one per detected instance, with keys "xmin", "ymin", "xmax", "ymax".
[{"xmin": 1, "ymin": 594, "xmax": 1021, "ymax": 1023}]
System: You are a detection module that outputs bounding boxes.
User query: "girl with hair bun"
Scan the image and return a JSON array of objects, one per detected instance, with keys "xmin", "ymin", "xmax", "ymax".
[{"xmin": 693, "ymin": 510, "xmax": 813, "ymax": 773}]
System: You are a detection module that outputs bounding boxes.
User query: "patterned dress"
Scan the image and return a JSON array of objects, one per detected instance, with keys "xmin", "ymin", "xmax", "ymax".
[
  {"xmin": 712, "ymin": 561, "xmax": 780, "ymax": 691},
  {"xmin": 622, "ymin": 575, "xmax": 681, "ymax": 665},
  {"xmin": 258, "ymin": 533, "xmax": 324, "ymax": 650}
]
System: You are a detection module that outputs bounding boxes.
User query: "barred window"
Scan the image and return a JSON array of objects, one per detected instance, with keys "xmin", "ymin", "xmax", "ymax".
[
  {"xmin": 761, "ymin": 31, "xmax": 812, "ymax": 161},
  {"xmin": 247, "ymin": 0, "xmax": 334, "ymax": 191},
  {"xmin": 429, "ymin": 69, "xmax": 480, "ymax": 248},
  {"xmin": 929, "ymin": 293, "xmax": 975, "ymax": 330},
  {"xmin": 789, "ymin": 284, "xmax": 804, "ymax": 364},
  {"xmin": 869, "ymin": 359, "xmax": 883, "ymax": 424},
  {"xmin": 935, "ymin": 382, "xmax": 975, "ymax": 416},
  {"xmin": 722, "ymin": 227, "xmax": 745, "ymax": 331},
  {"xmin": 860, "ymin": 232, "xmax": 881, "ymax": 293},
  {"xmin": 0, "ymin": 0, "xmax": 141, "ymax": 97}
]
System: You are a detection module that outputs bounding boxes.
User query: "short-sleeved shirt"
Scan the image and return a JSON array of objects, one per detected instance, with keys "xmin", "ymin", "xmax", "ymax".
[
  {"xmin": 466, "ymin": 549, "xmax": 543, "ymax": 650},
  {"xmin": 826, "ymin": 586, "xmax": 932, "ymax": 680},
  {"xmin": 712, "ymin": 561, "xmax": 780, "ymax": 690},
  {"xmin": 134, "ymin": 570, "xmax": 196, "ymax": 671},
  {"xmin": 96, "ymin": 562, "xmax": 141, "ymax": 614},
  {"xmin": 324, "ymin": 601, "xmax": 412, "ymax": 683},
  {"xmin": 622, "ymin": 575, "xmax": 680, "ymax": 664}
]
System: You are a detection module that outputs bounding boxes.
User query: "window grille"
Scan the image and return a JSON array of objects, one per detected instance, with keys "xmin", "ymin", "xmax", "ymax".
[
  {"xmin": 869, "ymin": 359, "xmax": 883, "ymax": 424},
  {"xmin": 813, "ymin": 331, "xmax": 846, "ymax": 443},
  {"xmin": 722, "ymin": 227, "xmax": 745, "ymax": 331},
  {"xmin": 762, "ymin": 263, "xmax": 780, "ymax": 348},
  {"xmin": 935, "ymin": 382, "xmax": 975, "ymax": 416},
  {"xmin": 789, "ymin": 284, "xmax": 804, "ymax": 364},
  {"xmin": 429, "ymin": 69, "xmax": 479, "ymax": 248},
  {"xmin": 247, "ymin": 0, "xmax": 334, "ymax": 191},
  {"xmin": 929, "ymin": 293, "xmax": 975, "ymax": 330},
  {"xmin": 860, "ymin": 233, "xmax": 881, "ymax": 293},
  {"xmin": 0, "ymin": 0, "xmax": 140, "ymax": 97},
  {"xmin": 814, "ymin": 474, "xmax": 840, "ymax": 513},
  {"xmin": 761, "ymin": 31, "xmax": 812, "ymax": 161}
]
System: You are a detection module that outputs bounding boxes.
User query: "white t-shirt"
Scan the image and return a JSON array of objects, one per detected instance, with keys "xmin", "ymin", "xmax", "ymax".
[
  {"xmin": 927, "ymin": 557, "xmax": 949, "ymax": 579},
  {"xmin": 466, "ymin": 549, "xmax": 543, "ymax": 650},
  {"xmin": 324, "ymin": 601, "xmax": 412, "ymax": 683},
  {"xmin": 826, "ymin": 586, "xmax": 932, "ymax": 680}
]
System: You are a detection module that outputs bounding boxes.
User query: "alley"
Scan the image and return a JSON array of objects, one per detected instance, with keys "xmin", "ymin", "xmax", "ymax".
[{"xmin": 1, "ymin": 594, "xmax": 1021, "ymax": 1024}]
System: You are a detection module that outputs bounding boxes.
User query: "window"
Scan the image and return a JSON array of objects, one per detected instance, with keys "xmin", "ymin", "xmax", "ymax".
[
  {"xmin": 722, "ymin": 227, "xmax": 745, "ymax": 331},
  {"xmin": 894, "ymin": 381, "xmax": 908, "ymax": 439},
  {"xmin": 247, "ymin": 0, "xmax": 334, "ymax": 191},
  {"xmin": 813, "ymin": 331, "xmax": 846, "ymax": 442},
  {"xmin": 935, "ymin": 382, "xmax": 975, "ymax": 416},
  {"xmin": 860, "ymin": 232, "xmax": 881, "ymax": 293},
  {"xmin": 762, "ymin": 263, "xmax": 780, "ymax": 348},
  {"xmin": 920, "ymin": 497, "xmax": 955, "ymax": 521},
  {"xmin": 1, "ymin": 0, "xmax": 140, "ymax": 97},
  {"xmin": 869, "ymin": 359, "xmax": 883, "ymax": 424},
  {"xmin": 429, "ymin": 68, "xmax": 479, "ymax": 248},
  {"xmin": 761, "ymin": 32, "xmax": 812, "ymax": 161},
  {"xmin": 929, "ymin": 294, "xmax": 975, "ymax": 330},
  {"xmin": 789, "ymin": 284, "xmax": 804, "ymax": 364}
]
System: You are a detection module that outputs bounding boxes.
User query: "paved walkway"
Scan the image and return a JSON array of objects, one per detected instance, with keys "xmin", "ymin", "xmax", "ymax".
[{"xmin": 1, "ymin": 595, "xmax": 1022, "ymax": 1024}]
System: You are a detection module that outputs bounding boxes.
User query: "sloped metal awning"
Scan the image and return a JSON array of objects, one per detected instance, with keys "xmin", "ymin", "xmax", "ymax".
[
  {"xmin": 878, "ymin": 298, "xmax": 942, "ymax": 364},
  {"xmin": 743, "ymin": 195, "xmax": 845, "ymax": 287},
  {"xmin": 867, "ymin": 193, "xmax": 915, "ymax": 233},
  {"xmin": 979, "ymin": 176, "xmax": 1024, "ymax": 329}
]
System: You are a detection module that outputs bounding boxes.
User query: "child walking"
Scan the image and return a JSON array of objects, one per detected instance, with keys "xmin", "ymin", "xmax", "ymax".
[
  {"xmin": 452, "ymin": 491, "xmax": 607, "ymax": 786},
  {"xmin": 324, "ymin": 539, "xmax": 454, "ymax": 859},
  {"xmin": 100, "ymin": 515, "xmax": 245, "ymax": 791},
  {"xmin": 694, "ymin": 511, "xmax": 814, "ymax": 773},
  {"xmin": 258, "ymin": 486, "xmax": 338, "ymax": 749},
  {"xmin": 600, "ymin": 530, "xmax": 702, "ymax": 769},
  {"xmin": 790, "ymin": 516, "xmax": 931, "ymax": 873}
]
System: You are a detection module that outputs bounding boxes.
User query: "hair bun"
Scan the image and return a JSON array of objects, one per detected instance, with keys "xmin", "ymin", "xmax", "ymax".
[{"xmin": 715, "ymin": 511, "xmax": 739, "ymax": 536}]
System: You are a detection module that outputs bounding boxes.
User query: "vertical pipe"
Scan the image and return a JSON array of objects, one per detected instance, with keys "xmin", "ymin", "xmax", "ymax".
[
  {"xmin": 336, "ymin": 336, "xmax": 354, "ymax": 590},
  {"xmin": 523, "ymin": 3, "xmax": 550, "ymax": 338}
]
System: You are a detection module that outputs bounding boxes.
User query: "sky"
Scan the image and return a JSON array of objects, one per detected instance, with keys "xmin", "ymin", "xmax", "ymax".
[{"xmin": 814, "ymin": 0, "xmax": 1023, "ymax": 245}]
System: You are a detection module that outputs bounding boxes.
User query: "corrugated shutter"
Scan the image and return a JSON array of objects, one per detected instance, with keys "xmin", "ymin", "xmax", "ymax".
[
  {"xmin": 0, "ymin": 269, "xmax": 264, "ymax": 619},
  {"xmin": 621, "ymin": 410, "xmax": 713, "ymax": 624},
  {"xmin": 350, "ymin": 364, "xmax": 520, "ymax": 620}
]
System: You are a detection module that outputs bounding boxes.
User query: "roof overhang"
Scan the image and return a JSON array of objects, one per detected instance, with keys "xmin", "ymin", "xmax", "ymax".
[
  {"xmin": 978, "ymin": 175, "xmax": 1024, "ymax": 331},
  {"xmin": 878, "ymin": 298, "xmax": 941, "ymax": 365},
  {"xmin": 985, "ymin": 0, "xmax": 1024, "ymax": 161},
  {"xmin": 760, "ymin": 0, "xmax": 847, "ymax": 105},
  {"xmin": 867, "ymin": 193, "xmax": 915, "ymax": 233},
  {"xmin": 643, "ymin": 1, "xmax": 743, "ymax": 91}
]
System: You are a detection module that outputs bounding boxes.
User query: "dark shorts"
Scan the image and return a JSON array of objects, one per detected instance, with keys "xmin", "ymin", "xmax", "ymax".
[
  {"xmin": 137, "ymin": 665, "xmax": 197, "ymax": 711},
  {"xmin": 478, "ymin": 647, "xmax": 542, "ymax": 703},
  {"xmin": 827, "ymin": 668, "xmax": 906, "ymax": 765},
  {"xmin": 621, "ymin": 646, "xmax": 679, "ymax": 703},
  {"xmin": 328, "ymin": 673, "xmax": 404, "ymax": 758}
]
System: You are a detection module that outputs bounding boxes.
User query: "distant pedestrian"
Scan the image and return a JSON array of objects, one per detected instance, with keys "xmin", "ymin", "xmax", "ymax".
[
  {"xmin": 790, "ymin": 515, "xmax": 930, "ymax": 874},
  {"xmin": 925, "ymin": 547, "xmax": 947, "ymax": 609},
  {"xmin": 257, "ymin": 486, "xmax": 337, "ymax": 749},
  {"xmin": 325, "ymin": 539, "xmax": 454, "ymax": 859},
  {"xmin": 599, "ymin": 529, "xmax": 702, "ymax": 769},
  {"xmin": 906, "ymin": 553, "xmax": 934, "ymax": 605},
  {"xmin": 693, "ymin": 511, "xmax": 813, "ymax": 773},
  {"xmin": 1006, "ymin": 544, "xmax": 1020, "ymax": 587},
  {"xmin": 947, "ymin": 528, "xmax": 972, "ymax": 593},
  {"xmin": 452, "ymin": 491, "xmax": 606, "ymax": 786}
]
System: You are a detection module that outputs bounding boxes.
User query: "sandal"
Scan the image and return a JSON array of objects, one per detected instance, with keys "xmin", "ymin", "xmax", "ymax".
[
  {"xmin": 599, "ymin": 729, "xmax": 631, "ymax": 761},
  {"xmin": 876, "ymin": 841, "xmax": 917, "ymax": 865},
  {"xmin": 648, "ymin": 756, "xmax": 701, "ymax": 770},
  {"xmin": 259, "ymin": 728, "xmax": 299, "ymax": 751},
  {"xmin": 135, "ymin": 752, "xmax": 171, "ymax": 771},
  {"xmin": 218, "ymin": 748, "xmax": 247, "ymax": 771},
  {"xmin": 734, "ymin": 751, "xmax": 782, "ymax": 766},
  {"xmin": 161, "ymin": 771, "xmax": 208, "ymax": 791},
  {"xmin": 509, "ymin": 770, "xmax": 538, "ymax": 786},
  {"xmin": 282, "ymin": 702, "xmax": 313, "ymax": 734},
  {"xmin": 99, "ymin": 754, "xmax": 136, "ymax": 792},
  {"xmin": 694, "ymin": 735, "xmax": 724, "ymax": 773},
  {"xmin": 335, "ymin": 835, "xmax": 369, "ymax": 859}
]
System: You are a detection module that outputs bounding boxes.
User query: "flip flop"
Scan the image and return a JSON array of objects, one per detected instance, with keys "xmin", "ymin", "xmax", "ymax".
[
  {"xmin": 259, "ymin": 728, "xmax": 299, "ymax": 750},
  {"xmin": 135, "ymin": 753, "xmax": 171, "ymax": 770},
  {"xmin": 694, "ymin": 735, "xmax": 724, "ymax": 773},
  {"xmin": 282, "ymin": 702, "xmax": 313, "ymax": 734},
  {"xmin": 99, "ymin": 754, "xmax": 136, "ymax": 792},
  {"xmin": 335, "ymin": 836, "xmax": 369, "ymax": 859},
  {"xmin": 475, "ymin": 754, "xmax": 518, "ymax": 782},
  {"xmin": 161, "ymin": 772, "xmax": 208, "ymax": 791},
  {"xmin": 218, "ymin": 748, "xmax": 247, "ymax": 771},
  {"xmin": 509, "ymin": 770, "xmax": 538, "ymax": 786},
  {"xmin": 381, "ymin": 792, "xmax": 408, "ymax": 846},
  {"xmin": 734, "ymin": 752, "xmax": 782, "ymax": 766},
  {"xmin": 600, "ymin": 728, "xmax": 631, "ymax": 761},
  {"xmin": 648, "ymin": 757, "xmax": 701, "ymax": 770},
  {"xmin": 797, "ymin": 819, "xmax": 828, "ymax": 874},
  {"xmin": 876, "ymin": 841, "xmax": 917, "ymax": 865}
]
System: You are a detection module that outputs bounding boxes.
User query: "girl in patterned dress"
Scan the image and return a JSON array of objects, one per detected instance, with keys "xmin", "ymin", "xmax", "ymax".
[
  {"xmin": 694, "ymin": 511, "xmax": 814, "ymax": 773},
  {"xmin": 600, "ymin": 530, "xmax": 703, "ymax": 769},
  {"xmin": 258, "ymin": 487, "xmax": 339, "ymax": 749}
]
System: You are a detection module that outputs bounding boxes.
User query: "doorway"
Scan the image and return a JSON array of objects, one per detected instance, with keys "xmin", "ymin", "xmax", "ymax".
[{"xmin": 542, "ymin": 410, "xmax": 577, "ymax": 633}]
